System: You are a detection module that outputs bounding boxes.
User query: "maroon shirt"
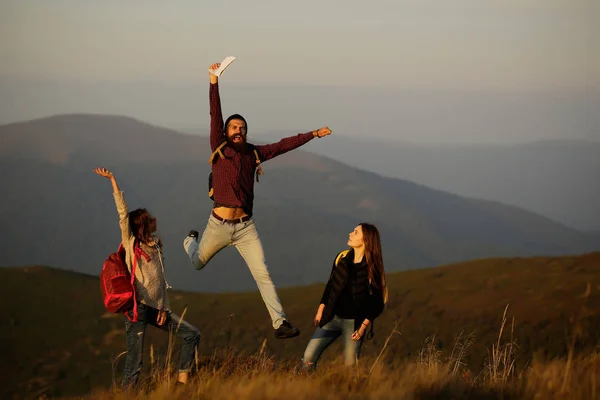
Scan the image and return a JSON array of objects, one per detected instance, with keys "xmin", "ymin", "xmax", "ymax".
[{"xmin": 209, "ymin": 83, "xmax": 315, "ymax": 215}]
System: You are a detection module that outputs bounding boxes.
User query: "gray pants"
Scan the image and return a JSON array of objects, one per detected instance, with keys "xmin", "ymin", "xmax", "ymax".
[{"xmin": 183, "ymin": 214, "xmax": 286, "ymax": 329}]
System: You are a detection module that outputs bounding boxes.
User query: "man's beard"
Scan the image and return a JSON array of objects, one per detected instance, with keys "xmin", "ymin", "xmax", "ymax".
[{"xmin": 226, "ymin": 134, "xmax": 249, "ymax": 153}]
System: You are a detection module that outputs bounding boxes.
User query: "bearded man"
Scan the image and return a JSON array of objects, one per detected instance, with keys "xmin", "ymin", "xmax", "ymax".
[{"xmin": 183, "ymin": 61, "xmax": 332, "ymax": 339}]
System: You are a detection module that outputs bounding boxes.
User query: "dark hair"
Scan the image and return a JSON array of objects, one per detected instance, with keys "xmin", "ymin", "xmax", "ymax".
[
  {"xmin": 129, "ymin": 208, "xmax": 158, "ymax": 246},
  {"xmin": 224, "ymin": 114, "xmax": 248, "ymax": 134},
  {"xmin": 359, "ymin": 223, "xmax": 388, "ymax": 303}
]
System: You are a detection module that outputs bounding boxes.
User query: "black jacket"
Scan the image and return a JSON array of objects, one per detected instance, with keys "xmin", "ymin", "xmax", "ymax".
[{"xmin": 319, "ymin": 249, "xmax": 386, "ymax": 332}]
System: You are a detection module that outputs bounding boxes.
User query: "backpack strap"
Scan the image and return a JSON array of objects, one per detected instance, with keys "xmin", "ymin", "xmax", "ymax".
[
  {"xmin": 126, "ymin": 250, "xmax": 139, "ymax": 322},
  {"xmin": 335, "ymin": 249, "xmax": 350, "ymax": 267},
  {"xmin": 124, "ymin": 241, "xmax": 150, "ymax": 323},
  {"xmin": 208, "ymin": 141, "xmax": 228, "ymax": 165},
  {"xmin": 134, "ymin": 243, "xmax": 151, "ymax": 263},
  {"xmin": 253, "ymin": 148, "xmax": 264, "ymax": 182},
  {"xmin": 208, "ymin": 141, "xmax": 264, "ymax": 183}
]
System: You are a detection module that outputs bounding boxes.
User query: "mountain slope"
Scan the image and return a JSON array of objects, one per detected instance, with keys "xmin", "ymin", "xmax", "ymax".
[
  {"xmin": 0, "ymin": 114, "xmax": 597, "ymax": 292},
  {"xmin": 264, "ymin": 134, "xmax": 600, "ymax": 231}
]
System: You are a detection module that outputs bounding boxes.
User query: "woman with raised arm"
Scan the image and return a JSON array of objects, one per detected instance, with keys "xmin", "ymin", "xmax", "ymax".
[
  {"xmin": 94, "ymin": 167, "xmax": 200, "ymax": 389},
  {"xmin": 302, "ymin": 223, "xmax": 388, "ymax": 370}
]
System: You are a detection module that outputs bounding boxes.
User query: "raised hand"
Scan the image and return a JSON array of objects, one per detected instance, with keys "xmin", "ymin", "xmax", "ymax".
[
  {"xmin": 209, "ymin": 62, "xmax": 221, "ymax": 75},
  {"xmin": 94, "ymin": 167, "xmax": 120, "ymax": 193},
  {"xmin": 93, "ymin": 167, "xmax": 114, "ymax": 179}
]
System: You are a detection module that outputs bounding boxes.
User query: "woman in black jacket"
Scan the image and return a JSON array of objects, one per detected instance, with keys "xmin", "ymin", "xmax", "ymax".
[{"xmin": 302, "ymin": 223, "xmax": 388, "ymax": 370}]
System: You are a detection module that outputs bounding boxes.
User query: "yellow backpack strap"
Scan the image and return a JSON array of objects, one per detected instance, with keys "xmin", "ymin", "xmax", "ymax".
[
  {"xmin": 208, "ymin": 141, "xmax": 228, "ymax": 165},
  {"xmin": 334, "ymin": 250, "xmax": 350, "ymax": 267},
  {"xmin": 253, "ymin": 148, "xmax": 264, "ymax": 182}
]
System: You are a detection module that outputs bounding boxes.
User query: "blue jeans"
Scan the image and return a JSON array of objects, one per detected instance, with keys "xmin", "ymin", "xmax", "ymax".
[
  {"xmin": 122, "ymin": 303, "xmax": 200, "ymax": 389},
  {"xmin": 302, "ymin": 316, "xmax": 363, "ymax": 370},
  {"xmin": 183, "ymin": 214, "xmax": 286, "ymax": 329}
]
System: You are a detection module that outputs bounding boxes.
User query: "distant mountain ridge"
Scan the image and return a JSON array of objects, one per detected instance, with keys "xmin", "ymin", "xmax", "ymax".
[
  {"xmin": 254, "ymin": 132, "xmax": 600, "ymax": 231},
  {"xmin": 0, "ymin": 114, "xmax": 597, "ymax": 292}
]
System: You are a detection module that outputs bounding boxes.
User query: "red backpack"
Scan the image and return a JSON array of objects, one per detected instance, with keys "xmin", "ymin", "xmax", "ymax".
[{"xmin": 100, "ymin": 242, "xmax": 149, "ymax": 322}]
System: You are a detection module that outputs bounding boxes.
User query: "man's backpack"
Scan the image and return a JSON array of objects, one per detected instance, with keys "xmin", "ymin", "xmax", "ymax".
[
  {"xmin": 100, "ymin": 242, "xmax": 149, "ymax": 322},
  {"xmin": 207, "ymin": 141, "xmax": 264, "ymax": 200}
]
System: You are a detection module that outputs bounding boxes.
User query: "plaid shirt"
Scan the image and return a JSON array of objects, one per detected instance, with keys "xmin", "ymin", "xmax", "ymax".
[{"xmin": 209, "ymin": 83, "xmax": 315, "ymax": 215}]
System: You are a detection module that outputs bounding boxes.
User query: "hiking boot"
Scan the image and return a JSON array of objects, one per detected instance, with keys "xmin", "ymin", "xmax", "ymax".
[
  {"xmin": 274, "ymin": 320, "xmax": 300, "ymax": 339},
  {"xmin": 187, "ymin": 230, "xmax": 199, "ymax": 240}
]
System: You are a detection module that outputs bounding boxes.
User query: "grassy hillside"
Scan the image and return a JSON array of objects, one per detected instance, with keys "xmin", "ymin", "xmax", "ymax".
[
  {"xmin": 69, "ymin": 354, "xmax": 600, "ymax": 400},
  {"xmin": 2, "ymin": 252, "xmax": 599, "ymax": 398}
]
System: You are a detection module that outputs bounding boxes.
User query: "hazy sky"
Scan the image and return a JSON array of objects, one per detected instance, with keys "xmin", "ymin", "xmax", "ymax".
[{"xmin": 1, "ymin": 0, "xmax": 597, "ymax": 143}]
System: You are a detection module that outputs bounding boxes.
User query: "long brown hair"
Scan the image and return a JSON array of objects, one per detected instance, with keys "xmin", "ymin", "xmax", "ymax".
[
  {"xmin": 359, "ymin": 223, "xmax": 388, "ymax": 304},
  {"xmin": 129, "ymin": 208, "xmax": 158, "ymax": 246}
]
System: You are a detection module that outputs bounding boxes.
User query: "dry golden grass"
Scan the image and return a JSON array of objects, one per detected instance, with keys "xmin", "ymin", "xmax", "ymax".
[
  {"xmin": 64, "ymin": 347, "xmax": 600, "ymax": 400},
  {"xmin": 62, "ymin": 313, "xmax": 600, "ymax": 400}
]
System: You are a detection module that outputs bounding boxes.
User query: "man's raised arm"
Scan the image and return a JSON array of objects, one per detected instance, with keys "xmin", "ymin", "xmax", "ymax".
[{"xmin": 209, "ymin": 63, "xmax": 224, "ymax": 151}]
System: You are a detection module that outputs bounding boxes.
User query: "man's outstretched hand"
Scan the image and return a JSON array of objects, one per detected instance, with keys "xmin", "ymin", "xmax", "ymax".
[{"xmin": 314, "ymin": 126, "xmax": 332, "ymax": 138}]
